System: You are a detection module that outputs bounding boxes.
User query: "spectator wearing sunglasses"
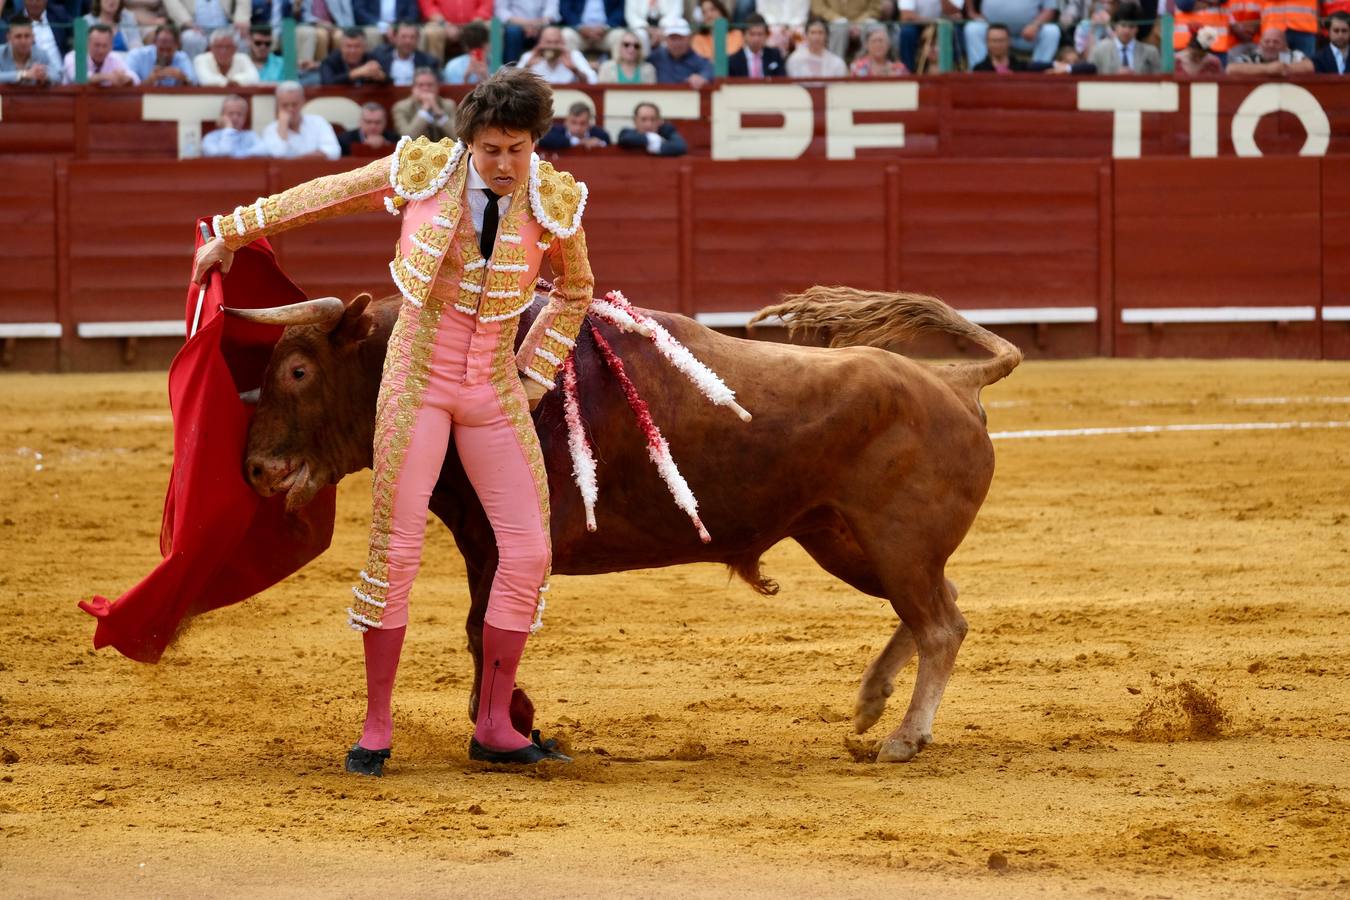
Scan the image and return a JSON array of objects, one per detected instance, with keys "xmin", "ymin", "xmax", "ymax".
[{"xmin": 598, "ymin": 27, "xmax": 656, "ymax": 81}]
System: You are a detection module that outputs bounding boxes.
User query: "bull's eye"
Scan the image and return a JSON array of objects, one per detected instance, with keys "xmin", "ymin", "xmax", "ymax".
[{"xmin": 292, "ymin": 367, "xmax": 306, "ymax": 381}]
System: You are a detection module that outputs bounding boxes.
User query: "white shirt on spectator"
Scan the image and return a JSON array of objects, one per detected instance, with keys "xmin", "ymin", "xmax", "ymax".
[
  {"xmin": 899, "ymin": 0, "xmax": 943, "ymax": 19},
  {"xmin": 202, "ymin": 127, "xmax": 268, "ymax": 158},
  {"xmin": 264, "ymin": 113, "xmax": 341, "ymax": 159},
  {"xmin": 520, "ymin": 47, "xmax": 598, "ymax": 83},
  {"xmin": 194, "ymin": 51, "xmax": 260, "ymax": 86},
  {"xmin": 30, "ymin": 11, "xmax": 61, "ymax": 66},
  {"xmin": 1333, "ymin": 45, "xmax": 1347, "ymax": 74},
  {"xmin": 785, "ymin": 45, "xmax": 846, "ymax": 77},
  {"xmin": 754, "ymin": 0, "xmax": 809, "ymax": 27},
  {"xmin": 388, "ymin": 51, "xmax": 416, "ymax": 85}
]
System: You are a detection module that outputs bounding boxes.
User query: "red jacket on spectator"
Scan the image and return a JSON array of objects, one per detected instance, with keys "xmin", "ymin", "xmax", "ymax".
[{"xmin": 419, "ymin": 0, "xmax": 492, "ymax": 22}]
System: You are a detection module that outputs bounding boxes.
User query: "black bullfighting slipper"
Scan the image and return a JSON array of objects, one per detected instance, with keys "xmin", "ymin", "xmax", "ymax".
[
  {"xmin": 345, "ymin": 744, "xmax": 391, "ymax": 777},
  {"xmin": 469, "ymin": 733, "xmax": 572, "ymax": 765}
]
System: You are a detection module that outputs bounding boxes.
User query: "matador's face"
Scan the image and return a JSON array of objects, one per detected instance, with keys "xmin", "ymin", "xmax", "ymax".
[{"xmin": 469, "ymin": 126, "xmax": 533, "ymax": 196}]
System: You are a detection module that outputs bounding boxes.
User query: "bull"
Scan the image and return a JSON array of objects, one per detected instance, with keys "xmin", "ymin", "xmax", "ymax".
[{"xmin": 230, "ymin": 287, "xmax": 1021, "ymax": 763}]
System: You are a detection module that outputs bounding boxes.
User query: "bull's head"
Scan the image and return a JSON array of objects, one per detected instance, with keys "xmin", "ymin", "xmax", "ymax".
[{"xmin": 227, "ymin": 293, "xmax": 384, "ymax": 511}]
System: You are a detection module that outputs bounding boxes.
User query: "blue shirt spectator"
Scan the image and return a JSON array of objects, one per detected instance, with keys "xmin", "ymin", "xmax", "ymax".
[
  {"xmin": 202, "ymin": 95, "xmax": 268, "ymax": 158},
  {"xmin": 647, "ymin": 16, "xmax": 713, "ymax": 85},
  {"xmin": 126, "ymin": 25, "xmax": 197, "ymax": 86}
]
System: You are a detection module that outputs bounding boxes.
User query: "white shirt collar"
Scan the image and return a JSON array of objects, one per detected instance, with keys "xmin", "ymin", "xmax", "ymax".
[{"xmin": 466, "ymin": 156, "xmax": 488, "ymax": 190}]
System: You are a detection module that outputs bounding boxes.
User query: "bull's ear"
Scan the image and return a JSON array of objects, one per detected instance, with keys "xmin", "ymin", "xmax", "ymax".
[{"xmin": 330, "ymin": 292, "xmax": 375, "ymax": 347}]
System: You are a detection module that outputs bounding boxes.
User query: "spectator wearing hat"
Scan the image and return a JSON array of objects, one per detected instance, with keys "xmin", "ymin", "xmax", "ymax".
[
  {"xmin": 1088, "ymin": 2, "xmax": 1160, "ymax": 73},
  {"xmin": 786, "ymin": 15, "xmax": 847, "ymax": 75},
  {"xmin": 0, "ymin": 15, "xmax": 61, "ymax": 84},
  {"xmin": 1313, "ymin": 11, "xmax": 1349, "ymax": 74},
  {"xmin": 964, "ymin": 0, "xmax": 1061, "ymax": 66},
  {"xmin": 392, "ymin": 66, "xmax": 457, "ymax": 138},
  {"xmin": 1176, "ymin": 26, "xmax": 1224, "ymax": 74},
  {"xmin": 728, "ymin": 14, "xmax": 786, "ymax": 77},
  {"xmin": 598, "ymin": 26, "xmax": 657, "ymax": 80},
  {"xmin": 519, "ymin": 23, "xmax": 598, "ymax": 81},
  {"xmin": 442, "ymin": 18, "xmax": 491, "ymax": 81},
  {"xmin": 127, "ymin": 23, "xmax": 196, "ymax": 85},
  {"xmin": 811, "ymin": 0, "xmax": 882, "ymax": 60},
  {"xmin": 539, "ymin": 101, "xmax": 612, "ymax": 150},
  {"xmin": 617, "ymin": 100, "xmax": 687, "ymax": 155},
  {"xmin": 202, "ymin": 94, "xmax": 267, "ymax": 157},
  {"xmin": 374, "ymin": 20, "xmax": 439, "ymax": 85},
  {"xmin": 339, "ymin": 101, "xmax": 402, "ymax": 157},
  {"xmin": 648, "ymin": 15, "xmax": 713, "ymax": 85}
]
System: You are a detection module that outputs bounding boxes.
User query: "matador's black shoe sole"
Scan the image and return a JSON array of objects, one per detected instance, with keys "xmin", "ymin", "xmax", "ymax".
[
  {"xmin": 469, "ymin": 731, "xmax": 572, "ymax": 765},
  {"xmin": 345, "ymin": 744, "xmax": 391, "ymax": 777}
]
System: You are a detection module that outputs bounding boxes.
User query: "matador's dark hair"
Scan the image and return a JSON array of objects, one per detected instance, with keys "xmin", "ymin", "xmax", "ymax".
[{"xmin": 455, "ymin": 68, "xmax": 554, "ymax": 144}]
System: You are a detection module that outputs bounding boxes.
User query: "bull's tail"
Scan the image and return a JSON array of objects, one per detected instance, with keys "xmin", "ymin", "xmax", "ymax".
[{"xmin": 750, "ymin": 286, "xmax": 1023, "ymax": 394}]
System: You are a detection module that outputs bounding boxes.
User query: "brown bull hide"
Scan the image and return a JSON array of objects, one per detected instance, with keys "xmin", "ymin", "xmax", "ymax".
[{"xmin": 244, "ymin": 289, "xmax": 1020, "ymax": 763}]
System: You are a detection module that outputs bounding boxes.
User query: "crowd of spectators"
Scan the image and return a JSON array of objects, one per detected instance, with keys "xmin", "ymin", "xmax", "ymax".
[{"xmin": 0, "ymin": 0, "xmax": 1346, "ymax": 156}]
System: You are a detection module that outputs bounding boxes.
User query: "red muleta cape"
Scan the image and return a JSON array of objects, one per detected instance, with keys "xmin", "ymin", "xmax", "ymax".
[{"xmin": 79, "ymin": 225, "xmax": 337, "ymax": 663}]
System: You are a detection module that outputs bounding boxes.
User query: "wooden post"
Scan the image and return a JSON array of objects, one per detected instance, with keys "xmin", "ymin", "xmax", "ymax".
[
  {"xmin": 884, "ymin": 164, "xmax": 901, "ymax": 290},
  {"xmin": 1096, "ymin": 160, "xmax": 1115, "ymax": 358},
  {"xmin": 55, "ymin": 159, "xmax": 75, "ymax": 372}
]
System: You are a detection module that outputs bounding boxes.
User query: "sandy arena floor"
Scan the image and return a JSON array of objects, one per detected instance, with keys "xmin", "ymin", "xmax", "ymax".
[{"xmin": 2, "ymin": 359, "xmax": 1349, "ymax": 898}]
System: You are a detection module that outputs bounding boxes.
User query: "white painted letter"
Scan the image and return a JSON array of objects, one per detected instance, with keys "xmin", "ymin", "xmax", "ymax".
[
  {"xmin": 711, "ymin": 84, "xmax": 813, "ymax": 160},
  {"xmin": 1189, "ymin": 82, "xmax": 1218, "ymax": 158},
  {"xmin": 824, "ymin": 82, "xmax": 915, "ymax": 160},
  {"xmin": 1231, "ymin": 83, "xmax": 1330, "ymax": 158},
  {"xmin": 1077, "ymin": 83, "xmax": 1179, "ymax": 159}
]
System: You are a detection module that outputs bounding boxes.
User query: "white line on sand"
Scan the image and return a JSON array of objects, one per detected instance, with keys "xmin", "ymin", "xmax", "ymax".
[{"xmin": 990, "ymin": 421, "xmax": 1350, "ymax": 440}]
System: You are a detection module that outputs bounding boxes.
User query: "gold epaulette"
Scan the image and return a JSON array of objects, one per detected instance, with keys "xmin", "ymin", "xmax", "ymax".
[
  {"xmin": 528, "ymin": 158, "xmax": 587, "ymax": 239},
  {"xmin": 390, "ymin": 136, "xmax": 463, "ymax": 202}
]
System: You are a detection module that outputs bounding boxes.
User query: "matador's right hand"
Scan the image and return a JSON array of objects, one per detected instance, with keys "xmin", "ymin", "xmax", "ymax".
[{"xmin": 192, "ymin": 236, "xmax": 235, "ymax": 285}]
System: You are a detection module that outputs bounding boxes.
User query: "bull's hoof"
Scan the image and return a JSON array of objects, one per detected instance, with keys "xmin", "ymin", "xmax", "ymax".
[
  {"xmin": 875, "ymin": 734, "xmax": 930, "ymax": 763},
  {"xmin": 853, "ymin": 682, "xmax": 893, "ymax": 734},
  {"xmin": 345, "ymin": 744, "xmax": 391, "ymax": 777}
]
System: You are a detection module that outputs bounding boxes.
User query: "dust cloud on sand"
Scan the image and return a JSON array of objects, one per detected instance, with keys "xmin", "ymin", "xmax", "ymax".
[{"xmin": 2, "ymin": 360, "xmax": 1349, "ymax": 897}]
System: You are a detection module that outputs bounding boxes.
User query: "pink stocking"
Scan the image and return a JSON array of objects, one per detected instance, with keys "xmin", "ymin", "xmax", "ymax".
[
  {"xmin": 359, "ymin": 625, "xmax": 406, "ymax": 751},
  {"xmin": 474, "ymin": 623, "xmax": 532, "ymax": 751}
]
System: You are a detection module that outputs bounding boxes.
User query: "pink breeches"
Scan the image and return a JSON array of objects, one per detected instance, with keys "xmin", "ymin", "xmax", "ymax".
[{"xmin": 375, "ymin": 309, "xmax": 551, "ymax": 634}]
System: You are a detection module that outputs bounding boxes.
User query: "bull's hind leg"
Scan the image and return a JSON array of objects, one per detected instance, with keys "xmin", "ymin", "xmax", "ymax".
[
  {"xmin": 876, "ymin": 577, "xmax": 967, "ymax": 763},
  {"xmin": 854, "ymin": 622, "xmax": 916, "ymax": 734}
]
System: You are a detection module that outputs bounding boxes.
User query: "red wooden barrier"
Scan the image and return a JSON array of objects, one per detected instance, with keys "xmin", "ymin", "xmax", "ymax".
[
  {"xmin": 1, "ymin": 155, "xmax": 1348, "ymax": 369},
  {"xmin": 4, "ymin": 77, "xmax": 1350, "ymax": 161}
]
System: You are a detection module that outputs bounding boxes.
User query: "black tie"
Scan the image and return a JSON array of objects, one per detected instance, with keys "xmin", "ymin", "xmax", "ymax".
[{"xmin": 480, "ymin": 189, "xmax": 499, "ymax": 259}]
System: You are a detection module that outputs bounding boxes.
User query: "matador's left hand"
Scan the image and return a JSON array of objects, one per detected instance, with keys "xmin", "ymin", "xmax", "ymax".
[{"xmin": 523, "ymin": 378, "xmax": 549, "ymax": 410}]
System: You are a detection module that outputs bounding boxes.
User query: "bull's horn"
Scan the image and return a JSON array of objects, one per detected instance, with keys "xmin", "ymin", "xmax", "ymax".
[
  {"xmin": 223, "ymin": 297, "xmax": 345, "ymax": 327},
  {"xmin": 239, "ymin": 388, "xmax": 260, "ymax": 404}
]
